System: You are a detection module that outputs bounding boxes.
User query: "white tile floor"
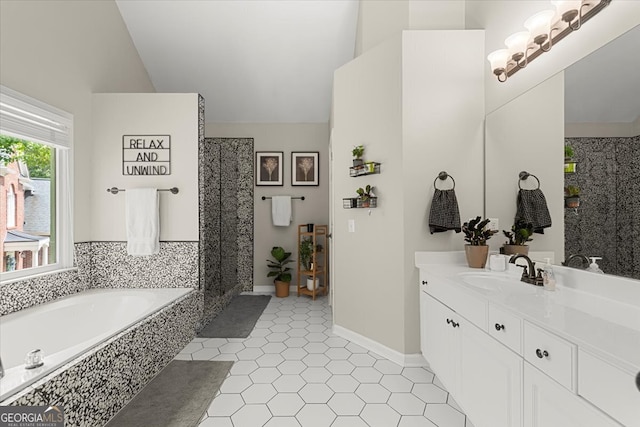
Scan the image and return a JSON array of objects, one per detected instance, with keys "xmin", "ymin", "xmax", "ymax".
[{"xmin": 175, "ymin": 294, "xmax": 474, "ymax": 427}]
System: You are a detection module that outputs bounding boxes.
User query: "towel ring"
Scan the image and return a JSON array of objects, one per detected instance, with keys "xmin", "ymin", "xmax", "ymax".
[
  {"xmin": 518, "ymin": 171, "xmax": 540, "ymax": 189},
  {"xmin": 434, "ymin": 171, "xmax": 455, "ymax": 190}
]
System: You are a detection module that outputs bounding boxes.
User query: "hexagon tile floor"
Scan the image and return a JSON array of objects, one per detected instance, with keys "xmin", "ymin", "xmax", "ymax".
[{"xmin": 175, "ymin": 293, "xmax": 475, "ymax": 427}]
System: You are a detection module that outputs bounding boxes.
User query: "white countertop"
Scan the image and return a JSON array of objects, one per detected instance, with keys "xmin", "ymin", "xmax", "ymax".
[{"xmin": 415, "ymin": 252, "xmax": 640, "ymax": 374}]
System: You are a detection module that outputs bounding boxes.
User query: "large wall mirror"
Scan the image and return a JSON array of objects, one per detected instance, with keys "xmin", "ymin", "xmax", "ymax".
[{"xmin": 485, "ymin": 24, "xmax": 640, "ymax": 280}]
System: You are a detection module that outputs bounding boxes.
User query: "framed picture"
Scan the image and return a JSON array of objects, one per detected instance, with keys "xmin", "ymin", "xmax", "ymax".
[
  {"xmin": 291, "ymin": 152, "xmax": 319, "ymax": 186},
  {"xmin": 256, "ymin": 151, "xmax": 284, "ymax": 186}
]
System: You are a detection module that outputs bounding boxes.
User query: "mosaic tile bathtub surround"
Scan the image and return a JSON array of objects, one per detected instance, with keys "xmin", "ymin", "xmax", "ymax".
[
  {"xmin": 0, "ymin": 242, "xmax": 91, "ymax": 316},
  {"xmin": 565, "ymin": 136, "xmax": 640, "ymax": 278},
  {"xmin": 90, "ymin": 241, "xmax": 199, "ymax": 289},
  {"xmin": 4, "ymin": 290, "xmax": 202, "ymax": 427}
]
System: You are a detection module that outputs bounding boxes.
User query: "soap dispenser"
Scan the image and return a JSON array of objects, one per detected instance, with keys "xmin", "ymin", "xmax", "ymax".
[
  {"xmin": 542, "ymin": 258, "xmax": 556, "ymax": 291},
  {"xmin": 587, "ymin": 257, "xmax": 604, "ymax": 274}
]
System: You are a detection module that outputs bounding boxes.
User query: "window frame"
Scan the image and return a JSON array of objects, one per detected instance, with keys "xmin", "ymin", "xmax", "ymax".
[{"xmin": 1, "ymin": 86, "xmax": 74, "ymax": 283}]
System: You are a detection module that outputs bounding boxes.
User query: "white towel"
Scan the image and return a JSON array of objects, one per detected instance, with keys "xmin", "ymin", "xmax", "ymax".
[
  {"xmin": 125, "ymin": 188, "xmax": 160, "ymax": 256},
  {"xmin": 271, "ymin": 196, "xmax": 292, "ymax": 226}
]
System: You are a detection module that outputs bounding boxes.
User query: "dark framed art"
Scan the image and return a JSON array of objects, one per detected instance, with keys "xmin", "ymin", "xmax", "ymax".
[
  {"xmin": 291, "ymin": 152, "xmax": 319, "ymax": 186},
  {"xmin": 256, "ymin": 151, "xmax": 284, "ymax": 186}
]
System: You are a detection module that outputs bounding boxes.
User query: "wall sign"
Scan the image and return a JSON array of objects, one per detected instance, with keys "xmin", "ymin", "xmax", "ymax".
[{"xmin": 123, "ymin": 135, "xmax": 171, "ymax": 175}]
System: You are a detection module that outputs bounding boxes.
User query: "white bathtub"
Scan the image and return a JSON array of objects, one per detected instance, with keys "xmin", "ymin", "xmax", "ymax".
[{"xmin": 0, "ymin": 288, "xmax": 192, "ymax": 401}]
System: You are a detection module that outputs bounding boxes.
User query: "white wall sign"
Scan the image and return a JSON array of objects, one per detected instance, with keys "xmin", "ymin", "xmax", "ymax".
[{"xmin": 122, "ymin": 134, "xmax": 171, "ymax": 175}]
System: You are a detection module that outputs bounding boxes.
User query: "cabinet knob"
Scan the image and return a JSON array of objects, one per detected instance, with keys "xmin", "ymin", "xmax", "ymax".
[
  {"xmin": 421, "ymin": 280, "xmax": 428, "ymax": 285},
  {"xmin": 495, "ymin": 323, "xmax": 505, "ymax": 331},
  {"xmin": 535, "ymin": 349, "xmax": 549, "ymax": 359}
]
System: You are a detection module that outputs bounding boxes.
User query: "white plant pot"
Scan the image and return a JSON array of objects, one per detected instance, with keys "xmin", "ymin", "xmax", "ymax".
[{"xmin": 307, "ymin": 277, "xmax": 320, "ymax": 291}]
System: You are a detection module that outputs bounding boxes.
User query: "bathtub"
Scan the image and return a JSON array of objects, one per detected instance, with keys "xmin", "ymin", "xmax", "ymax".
[{"xmin": 0, "ymin": 288, "xmax": 192, "ymax": 402}]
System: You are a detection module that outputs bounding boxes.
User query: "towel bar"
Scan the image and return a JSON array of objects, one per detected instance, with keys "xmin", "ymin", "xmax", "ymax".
[
  {"xmin": 107, "ymin": 187, "xmax": 179, "ymax": 195},
  {"xmin": 262, "ymin": 196, "xmax": 305, "ymax": 200}
]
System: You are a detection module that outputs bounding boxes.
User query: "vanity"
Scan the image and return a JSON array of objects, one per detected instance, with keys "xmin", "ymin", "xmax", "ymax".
[{"xmin": 416, "ymin": 251, "xmax": 639, "ymax": 427}]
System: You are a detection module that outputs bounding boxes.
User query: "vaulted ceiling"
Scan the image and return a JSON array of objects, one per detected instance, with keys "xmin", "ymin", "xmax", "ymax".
[{"xmin": 115, "ymin": 0, "xmax": 359, "ymax": 124}]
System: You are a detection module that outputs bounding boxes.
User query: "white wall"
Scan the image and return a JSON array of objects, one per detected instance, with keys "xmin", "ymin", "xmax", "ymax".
[
  {"xmin": 485, "ymin": 73, "xmax": 565, "ymax": 260},
  {"xmin": 465, "ymin": 0, "xmax": 640, "ymax": 114},
  {"xmin": 355, "ymin": 0, "xmax": 465, "ymax": 56},
  {"xmin": 92, "ymin": 94, "xmax": 199, "ymax": 241},
  {"xmin": 205, "ymin": 123, "xmax": 330, "ymax": 288},
  {"xmin": 332, "ymin": 30, "xmax": 484, "ymax": 355},
  {"xmin": 0, "ymin": 0, "xmax": 154, "ymax": 242}
]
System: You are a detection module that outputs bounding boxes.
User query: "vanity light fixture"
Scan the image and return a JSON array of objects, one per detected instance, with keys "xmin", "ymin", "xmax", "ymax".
[{"xmin": 487, "ymin": 0, "xmax": 612, "ymax": 82}]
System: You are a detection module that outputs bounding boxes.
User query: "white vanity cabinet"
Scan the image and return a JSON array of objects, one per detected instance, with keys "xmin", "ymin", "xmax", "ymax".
[
  {"xmin": 421, "ymin": 292, "xmax": 523, "ymax": 427},
  {"xmin": 524, "ymin": 362, "xmax": 620, "ymax": 427}
]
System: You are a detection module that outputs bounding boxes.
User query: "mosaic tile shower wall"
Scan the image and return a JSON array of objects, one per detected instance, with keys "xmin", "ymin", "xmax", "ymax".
[
  {"xmin": 564, "ymin": 136, "xmax": 640, "ymax": 279},
  {"xmin": 200, "ymin": 137, "xmax": 254, "ymax": 326}
]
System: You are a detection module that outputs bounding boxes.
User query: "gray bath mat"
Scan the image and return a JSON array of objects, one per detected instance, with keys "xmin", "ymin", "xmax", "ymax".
[
  {"xmin": 198, "ymin": 294, "xmax": 271, "ymax": 338},
  {"xmin": 106, "ymin": 360, "xmax": 233, "ymax": 427}
]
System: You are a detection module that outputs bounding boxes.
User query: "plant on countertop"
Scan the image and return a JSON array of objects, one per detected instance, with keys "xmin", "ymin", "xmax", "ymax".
[
  {"xmin": 299, "ymin": 238, "xmax": 314, "ymax": 271},
  {"xmin": 503, "ymin": 219, "xmax": 534, "ymax": 246},
  {"xmin": 267, "ymin": 246, "xmax": 293, "ymax": 283},
  {"xmin": 462, "ymin": 216, "xmax": 498, "ymax": 246}
]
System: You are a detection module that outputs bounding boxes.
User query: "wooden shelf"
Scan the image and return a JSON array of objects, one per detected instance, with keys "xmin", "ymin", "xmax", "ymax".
[{"xmin": 296, "ymin": 224, "xmax": 328, "ymax": 300}]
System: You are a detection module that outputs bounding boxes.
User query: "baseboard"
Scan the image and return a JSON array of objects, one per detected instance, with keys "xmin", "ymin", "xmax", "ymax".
[
  {"xmin": 332, "ymin": 324, "xmax": 428, "ymax": 368},
  {"xmin": 252, "ymin": 285, "xmax": 297, "ymax": 294}
]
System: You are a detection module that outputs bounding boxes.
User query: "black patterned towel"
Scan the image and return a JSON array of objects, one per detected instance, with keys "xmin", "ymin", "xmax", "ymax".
[
  {"xmin": 429, "ymin": 189, "xmax": 461, "ymax": 234},
  {"xmin": 516, "ymin": 188, "xmax": 552, "ymax": 234}
]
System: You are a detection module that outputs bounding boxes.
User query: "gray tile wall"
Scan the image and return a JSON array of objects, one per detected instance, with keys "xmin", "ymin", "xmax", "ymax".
[{"xmin": 565, "ymin": 136, "xmax": 640, "ymax": 279}]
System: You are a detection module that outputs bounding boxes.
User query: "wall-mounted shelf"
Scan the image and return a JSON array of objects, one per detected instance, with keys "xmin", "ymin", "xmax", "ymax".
[
  {"xmin": 343, "ymin": 197, "xmax": 377, "ymax": 209},
  {"xmin": 349, "ymin": 162, "xmax": 380, "ymax": 177}
]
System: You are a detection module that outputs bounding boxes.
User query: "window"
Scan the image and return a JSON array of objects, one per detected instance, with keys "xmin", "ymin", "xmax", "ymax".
[{"xmin": 1, "ymin": 86, "xmax": 73, "ymax": 281}]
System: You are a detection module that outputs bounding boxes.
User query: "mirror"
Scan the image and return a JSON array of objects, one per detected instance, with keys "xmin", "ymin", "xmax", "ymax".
[{"xmin": 485, "ymin": 25, "xmax": 640, "ymax": 280}]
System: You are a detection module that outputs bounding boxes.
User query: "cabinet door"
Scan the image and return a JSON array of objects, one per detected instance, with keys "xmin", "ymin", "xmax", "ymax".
[
  {"xmin": 458, "ymin": 318, "xmax": 523, "ymax": 427},
  {"xmin": 524, "ymin": 363, "xmax": 620, "ymax": 427},
  {"xmin": 421, "ymin": 292, "xmax": 459, "ymax": 393}
]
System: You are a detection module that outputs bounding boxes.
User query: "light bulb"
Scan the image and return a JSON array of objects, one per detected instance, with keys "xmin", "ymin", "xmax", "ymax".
[
  {"xmin": 524, "ymin": 10, "xmax": 556, "ymax": 45},
  {"xmin": 505, "ymin": 31, "xmax": 531, "ymax": 62}
]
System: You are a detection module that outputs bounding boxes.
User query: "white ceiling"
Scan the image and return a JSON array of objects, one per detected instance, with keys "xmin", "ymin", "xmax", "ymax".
[
  {"xmin": 565, "ymin": 24, "xmax": 640, "ymax": 124},
  {"xmin": 115, "ymin": 0, "xmax": 359, "ymax": 124}
]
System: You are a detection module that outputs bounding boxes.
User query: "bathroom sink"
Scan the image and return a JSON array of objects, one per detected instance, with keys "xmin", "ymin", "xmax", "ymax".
[{"xmin": 457, "ymin": 272, "xmax": 536, "ymax": 294}]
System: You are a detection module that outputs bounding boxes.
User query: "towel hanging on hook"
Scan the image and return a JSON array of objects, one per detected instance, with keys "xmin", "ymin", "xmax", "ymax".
[
  {"xmin": 516, "ymin": 171, "xmax": 551, "ymax": 233},
  {"xmin": 429, "ymin": 171, "xmax": 461, "ymax": 234}
]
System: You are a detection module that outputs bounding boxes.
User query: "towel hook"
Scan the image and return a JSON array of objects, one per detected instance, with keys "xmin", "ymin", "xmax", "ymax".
[
  {"xmin": 518, "ymin": 171, "xmax": 540, "ymax": 190},
  {"xmin": 434, "ymin": 171, "xmax": 455, "ymax": 190}
]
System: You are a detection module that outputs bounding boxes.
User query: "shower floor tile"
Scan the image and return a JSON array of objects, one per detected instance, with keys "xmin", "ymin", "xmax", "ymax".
[{"xmin": 175, "ymin": 294, "xmax": 474, "ymax": 427}]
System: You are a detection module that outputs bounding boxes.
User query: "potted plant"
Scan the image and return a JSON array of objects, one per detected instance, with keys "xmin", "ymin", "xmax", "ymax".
[
  {"xmin": 462, "ymin": 216, "xmax": 498, "ymax": 268},
  {"xmin": 299, "ymin": 238, "xmax": 313, "ymax": 271},
  {"xmin": 502, "ymin": 219, "xmax": 533, "ymax": 255},
  {"xmin": 352, "ymin": 145, "xmax": 365, "ymax": 167},
  {"xmin": 356, "ymin": 184, "xmax": 376, "ymax": 208},
  {"xmin": 267, "ymin": 246, "xmax": 293, "ymax": 297},
  {"xmin": 564, "ymin": 145, "xmax": 577, "ymax": 173},
  {"xmin": 565, "ymin": 185, "xmax": 580, "ymax": 208}
]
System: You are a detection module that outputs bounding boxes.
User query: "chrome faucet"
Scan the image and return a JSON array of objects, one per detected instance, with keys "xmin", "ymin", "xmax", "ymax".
[
  {"xmin": 509, "ymin": 254, "xmax": 544, "ymax": 286},
  {"xmin": 562, "ymin": 254, "xmax": 590, "ymax": 269}
]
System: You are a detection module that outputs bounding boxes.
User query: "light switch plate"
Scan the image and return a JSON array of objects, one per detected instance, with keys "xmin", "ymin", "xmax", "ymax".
[
  {"xmin": 348, "ymin": 219, "xmax": 355, "ymax": 233},
  {"xmin": 488, "ymin": 218, "xmax": 499, "ymax": 231}
]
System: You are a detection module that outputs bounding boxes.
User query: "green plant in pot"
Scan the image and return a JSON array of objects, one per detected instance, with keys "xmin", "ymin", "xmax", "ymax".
[
  {"xmin": 565, "ymin": 185, "xmax": 580, "ymax": 208},
  {"xmin": 267, "ymin": 246, "xmax": 293, "ymax": 298},
  {"xmin": 462, "ymin": 216, "xmax": 498, "ymax": 268},
  {"xmin": 352, "ymin": 145, "xmax": 364, "ymax": 167},
  {"xmin": 356, "ymin": 184, "xmax": 375, "ymax": 208},
  {"xmin": 299, "ymin": 237, "xmax": 314, "ymax": 271},
  {"xmin": 502, "ymin": 219, "xmax": 533, "ymax": 256}
]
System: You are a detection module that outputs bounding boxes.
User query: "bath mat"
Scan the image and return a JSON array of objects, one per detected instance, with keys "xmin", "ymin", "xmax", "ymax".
[
  {"xmin": 105, "ymin": 360, "xmax": 233, "ymax": 427},
  {"xmin": 198, "ymin": 294, "xmax": 271, "ymax": 338}
]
